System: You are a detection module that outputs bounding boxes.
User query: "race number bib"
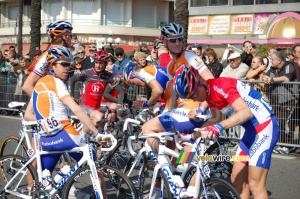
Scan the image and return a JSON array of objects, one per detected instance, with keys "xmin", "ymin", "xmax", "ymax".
[{"xmin": 37, "ymin": 116, "xmax": 64, "ymax": 137}]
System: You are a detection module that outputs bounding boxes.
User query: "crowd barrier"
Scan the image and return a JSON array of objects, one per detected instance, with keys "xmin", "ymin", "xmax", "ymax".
[{"xmin": 0, "ymin": 75, "xmax": 299, "ymax": 148}]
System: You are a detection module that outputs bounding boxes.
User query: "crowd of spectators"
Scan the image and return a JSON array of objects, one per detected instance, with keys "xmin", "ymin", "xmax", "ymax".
[{"xmin": 0, "ymin": 37, "xmax": 299, "ymax": 154}]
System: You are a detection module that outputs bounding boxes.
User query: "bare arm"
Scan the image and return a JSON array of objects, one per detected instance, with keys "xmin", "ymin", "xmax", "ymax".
[
  {"xmin": 147, "ymin": 79, "xmax": 163, "ymax": 106},
  {"xmin": 22, "ymin": 72, "xmax": 41, "ymax": 97},
  {"xmin": 24, "ymin": 100, "xmax": 36, "ymax": 121},
  {"xmin": 62, "ymin": 96, "xmax": 98, "ymax": 136}
]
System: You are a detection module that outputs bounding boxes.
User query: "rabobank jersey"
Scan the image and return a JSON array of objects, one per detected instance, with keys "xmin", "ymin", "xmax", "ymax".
[
  {"xmin": 140, "ymin": 65, "xmax": 169, "ymax": 100},
  {"xmin": 206, "ymin": 77, "xmax": 273, "ymax": 128},
  {"xmin": 32, "ymin": 74, "xmax": 76, "ymax": 137},
  {"xmin": 33, "ymin": 51, "xmax": 48, "ymax": 77}
]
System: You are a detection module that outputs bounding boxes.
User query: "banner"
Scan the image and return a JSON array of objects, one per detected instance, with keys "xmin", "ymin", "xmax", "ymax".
[
  {"xmin": 188, "ymin": 16, "xmax": 208, "ymax": 35},
  {"xmin": 254, "ymin": 13, "xmax": 274, "ymax": 34},
  {"xmin": 231, "ymin": 15, "xmax": 253, "ymax": 34},
  {"xmin": 208, "ymin": 15, "xmax": 230, "ymax": 35}
]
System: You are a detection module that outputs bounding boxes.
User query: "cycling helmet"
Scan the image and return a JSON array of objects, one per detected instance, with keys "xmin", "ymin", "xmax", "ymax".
[
  {"xmin": 123, "ymin": 62, "xmax": 137, "ymax": 85},
  {"xmin": 47, "ymin": 20, "xmax": 73, "ymax": 39},
  {"xmin": 47, "ymin": 46, "xmax": 73, "ymax": 65},
  {"xmin": 93, "ymin": 50, "xmax": 109, "ymax": 62},
  {"xmin": 173, "ymin": 64, "xmax": 200, "ymax": 99},
  {"xmin": 153, "ymin": 37, "xmax": 163, "ymax": 49},
  {"xmin": 161, "ymin": 23, "xmax": 184, "ymax": 40}
]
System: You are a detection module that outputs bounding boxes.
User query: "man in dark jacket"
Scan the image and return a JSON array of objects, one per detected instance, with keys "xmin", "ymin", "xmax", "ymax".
[{"xmin": 240, "ymin": 41, "xmax": 254, "ymax": 67}]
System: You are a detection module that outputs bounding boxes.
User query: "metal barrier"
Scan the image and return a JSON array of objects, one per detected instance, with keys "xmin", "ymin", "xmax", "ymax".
[{"xmin": 0, "ymin": 74, "xmax": 299, "ymax": 148}]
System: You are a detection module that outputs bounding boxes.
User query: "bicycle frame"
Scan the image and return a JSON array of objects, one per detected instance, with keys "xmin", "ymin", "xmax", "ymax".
[{"xmin": 4, "ymin": 131, "xmax": 117, "ymax": 199}]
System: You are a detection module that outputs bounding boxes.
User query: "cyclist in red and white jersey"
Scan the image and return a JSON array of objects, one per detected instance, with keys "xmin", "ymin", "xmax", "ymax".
[
  {"xmin": 69, "ymin": 50, "xmax": 123, "ymax": 133},
  {"xmin": 175, "ymin": 76, "xmax": 279, "ymax": 199},
  {"xmin": 22, "ymin": 20, "xmax": 73, "ymax": 97}
]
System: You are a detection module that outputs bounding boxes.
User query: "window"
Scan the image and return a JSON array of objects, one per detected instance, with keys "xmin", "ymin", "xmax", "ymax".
[
  {"xmin": 233, "ymin": 0, "xmax": 254, "ymax": 5},
  {"xmin": 256, "ymin": 0, "xmax": 278, "ymax": 4},
  {"xmin": 190, "ymin": 0, "xmax": 208, "ymax": 7},
  {"xmin": 209, "ymin": 0, "xmax": 228, "ymax": 6},
  {"xmin": 282, "ymin": 0, "xmax": 300, "ymax": 3},
  {"xmin": 190, "ymin": 0, "xmax": 228, "ymax": 6}
]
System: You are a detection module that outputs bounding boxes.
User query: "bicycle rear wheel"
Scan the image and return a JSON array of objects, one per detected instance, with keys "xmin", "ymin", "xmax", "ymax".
[
  {"xmin": 198, "ymin": 178, "xmax": 240, "ymax": 199},
  {"xmin": 62, "ymin": 165, "xmax": 138, "ymax": 199},
  {"xmin": 0, "ymin": 136, "xmax": 28, "ymax": 157},
  {"xmin": 0, "ymin": 155, "xmax": 38, "ymax": 198}
]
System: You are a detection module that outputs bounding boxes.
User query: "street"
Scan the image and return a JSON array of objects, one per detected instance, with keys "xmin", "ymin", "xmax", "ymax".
[{"xmin": 0, "ymin": 115, "xmax": 299, "ymax": 198}]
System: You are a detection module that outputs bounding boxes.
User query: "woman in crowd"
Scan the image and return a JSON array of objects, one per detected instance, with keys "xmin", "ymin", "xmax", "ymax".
[
  {"xmin": 202, "ymin": 48, "xmax": 223, "ymax": 77},
  {"xmin": 73, "ymin": 58, "xmax": 84, "ymax": 75},
  {"xmin": 106, "ymin": 55, "xmax": 114, "ymax": 73},
  {"xmin": 134, "ymin": 52, "xmax": 148, "ymax": 68}
]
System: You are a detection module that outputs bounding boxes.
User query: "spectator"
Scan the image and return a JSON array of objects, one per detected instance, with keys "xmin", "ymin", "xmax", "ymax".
[
  {"xmin": 76, "ymin": 46, "xmax": 94, "ymax": 69},
  {"xmin": 129, "ymin": 41, "xmax": 141, "ymax": 60},
  {"xmin": 106, "ymin": 55, "xmax": 114, "ymax": 73},
  {"xmin": 88, "ymin": 44, "xmax": 97, "ymax": 57},
  {"xmin": 220, "ymin": 52, "xmax": 249, "ymax": 80},
  {"xmin": 9, "ymin": 45, "xmax": 21, "ymax": 59},
  {"xmin": 246, "ymin": 56, "xmax": 268, "ymax": 100},
  {"xmin": 112, "ymin": 47, "xmax": 130, "ymax": 76},
  {"xmin": 14, "ymin": 57, "xmax": 29, "ymax": 102},
  {"xmin": 263, "ymin": 51, "xmax": 298, "ymax": 154},
  {"xmin": 202, "ymin": 48, "xmax": 223, "ymax": 77},
  {"xmin": 72, "ymin": 58, "xmax": 84, "ymax": 76},
  {"xmin": 188, "ymin": 43, "xmax": 202, "ymax": 57},
  {"xmin": 70, "ymin": 46, "xmax": 76, "ymax": 56},
  {"xmin": 106, "ymin": 48, "xmax": 114, "ymax": 57},
  {"xmin": 134, "ymin": 52, "xmax": 148, "ymax": 68},
  {"xmin": 147, "ymin": 48, "xmax": 159, "ymax": 63},
  {"xmin": 263, "ymin": 47, "xmax": 277, "ymax": 71},
  {"xmin": 151, "ymin": 37, "xmax": 170, "ymax": 67},
  {"xmin": 220, "ymin": 46, "xmax": 235, "ymax": 67},
  {"xmin": 241, "ymin": 40, "xmax": 254, "ymax": 67},
  {"xmin": 0, "ymin": 51, "xmax": 6, "ymax": 67},
  {"xmin": 71, "ymin": 34, "xmax": 82, "ymax": 50},
  {"xmin": 26, "ymin": 49, "xmax": 42, "ymax": 74},
  {"xmin": 3, "ymin": 50, "xmax": 9, "ymax": 61},
  {"xmin": 141, "ymin": 43, "xmax": 148, "ymax": 52}
]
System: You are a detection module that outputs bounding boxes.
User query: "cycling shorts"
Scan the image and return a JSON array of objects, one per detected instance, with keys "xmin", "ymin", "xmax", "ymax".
[
  {"xmin": 236, "ymin": 114, "xmax": 279, "ymax": 169},
  {"xmin": 101, "ymin": 102, "xmax": 113, "ymax": 112},
  {"xmin": 158, "ymin": 101, "xmax": 207, "ymax": 134},
  {"xmin": 40, "ymin": 129, "xmax": 87, "ymax": 171},
  {"xmin": 81, "ymin": 105, "xmax": 99, "ymax": 116}
]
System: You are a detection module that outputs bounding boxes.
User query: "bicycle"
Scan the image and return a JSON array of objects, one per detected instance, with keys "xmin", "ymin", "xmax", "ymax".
[
  {"xmin": 137, "ymin": 131, "xmax": 240, "ymax": 199},
  {"xmin": 0, "ymin": 125, "xmax": 138, "ymax": 199}
]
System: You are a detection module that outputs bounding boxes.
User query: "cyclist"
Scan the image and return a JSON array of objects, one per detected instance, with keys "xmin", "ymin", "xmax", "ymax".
[
  {"xmin": 68, "ymin": 50, "xmax": 123, "ymax": 133},
  {"xmin": 25, "ymin": 46, "xmax": 107, "ymax": 197},
  {"xmin": 174, "ymin": 75, "xmax": 279, "ymax": 199},
  {"xmin": 22, "ymin": 20, "xmax": 73, "ymax": 96},
  {"xmin": 142, "ymin": 22, "xmax": 214, "ymax": 152}
]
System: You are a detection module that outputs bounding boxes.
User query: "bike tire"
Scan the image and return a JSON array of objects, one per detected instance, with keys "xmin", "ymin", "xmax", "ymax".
[
  {"xmin": 0, "ymin": 136, "xmax": 28, "ymax": 157},
  {"xmin": 198, "ymin": 178, "xmax": 240, "ymax": 199},
  {"xmin": 139, "ymin": 160, "xmax": 172, "ymax": 199},
  {"xmin": 62, "ymin": 164, "xmax": 138, "ymax": 199},
  {"xmin": 0, "ymin": 155, "xmax": 38, "ymax": 197}
]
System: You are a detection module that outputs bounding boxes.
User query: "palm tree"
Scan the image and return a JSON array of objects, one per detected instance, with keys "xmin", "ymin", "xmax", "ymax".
[
  {"xmin": 17, "ymin": 0, "xmax": 23, "ymax": 56},
  {"xmin": 174, "ymin": 0, "xmax": 189, "ymax": 48},
  {"xmin": 29, "ymin": 0, "xmax": 41, "ymax": 60}
]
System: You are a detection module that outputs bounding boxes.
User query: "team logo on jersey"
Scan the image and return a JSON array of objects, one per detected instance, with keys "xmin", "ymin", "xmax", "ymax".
[
  {"xmin": 213, "ymin": 85, "xmax": 229, "ymax": 99},
  {"xmin": 91, "ymin": 82, "xmax": 105, "ymax": 95}
]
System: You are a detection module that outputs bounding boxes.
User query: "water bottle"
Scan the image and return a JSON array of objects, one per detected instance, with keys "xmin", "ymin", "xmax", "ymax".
[
  {"xmin": 54, "ymin": 165, "xmax": 71, "ymax": 184},
  {"xmin": 42, "ymin": 169, "xmax": 52, "ymax": 191}
]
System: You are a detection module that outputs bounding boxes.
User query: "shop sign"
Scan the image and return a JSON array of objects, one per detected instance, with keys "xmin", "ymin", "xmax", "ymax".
[
  {"xmin": 208, "ymin": 15, "xmax": 230, "ymax": 35},
  {"xmin": 188, "ymin": 16, "xmax": 208, "ymax": 35},
  {"xmin": 231, "ymin": 15, "xmax": 253, "ymax": 34},
  {"xmin": 254, "ymin": 13, "xmax": 275, "ymax": 34}
]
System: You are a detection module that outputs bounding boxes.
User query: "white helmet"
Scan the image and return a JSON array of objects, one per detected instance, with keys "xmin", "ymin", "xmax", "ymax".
[
  {"xmin": 46, "ymin": 46, "xmax": 73, "ymax": 64},
  {"xmin": 161, "ymin": 23, "xmax": 184, "ymax": 39}
]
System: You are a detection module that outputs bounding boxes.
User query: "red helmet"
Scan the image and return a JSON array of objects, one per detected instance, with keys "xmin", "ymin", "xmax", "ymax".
[
  {"xmin": 173, "ymin": 64, "xmax": 200, "ymax": 99},
  {"xmin": 93, "ymin": 50, "xmax": 109, "ymax": 61}
]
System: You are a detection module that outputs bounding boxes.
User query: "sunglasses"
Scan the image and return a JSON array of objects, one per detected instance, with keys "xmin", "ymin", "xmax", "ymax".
[
  {"xmin": 77, "ymin": 52, "xmax": 84, "ymax": 55},
  {"xmin": 169, "ymin": 38, "xmax": 183, "ymax": 43},
  {"xmin": 4, "ymin": 54, "xmax": 8, "ymax": 56},
  {"xmin": 56, "ymin": 61, "xmax": 71, "ymax": 67},
  {"xmin": 116, "ymin": 53, "xmax": 124, "ymax": 57}
]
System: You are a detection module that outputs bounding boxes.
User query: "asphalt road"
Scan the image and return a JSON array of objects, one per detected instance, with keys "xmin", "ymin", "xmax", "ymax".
[{"xmin": 0, "ymin": 115, "xmax": 299, "ymax": 198}]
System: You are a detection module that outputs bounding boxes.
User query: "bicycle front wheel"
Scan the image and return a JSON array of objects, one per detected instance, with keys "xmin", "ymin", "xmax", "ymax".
[
  {"xmin": 0, "ymin": 136, "xmax": 28, "ymax": 157},
  {"xmin": 198, "ymin": 178, "xmax": 240, "ymax": 199},
  {"xmin": 62, "ymin": 165, "xmax": 138, "ymax": 199}
]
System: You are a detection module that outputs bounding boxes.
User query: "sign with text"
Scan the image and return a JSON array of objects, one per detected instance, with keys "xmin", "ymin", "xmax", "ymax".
[
  {"xmin": 231, "ymin": 15, "xmax": 253, "ymax": 34},
  {"xmin": 254, "ymin": 13, "xmax": 275, "ymax": 34},
  {"xmin": 208, "ymin": 15, "xmax": 230, "ymax": 35},
  {"xmin": 188, "ymin": 16, "xmax": 208, "ymax": 35}
]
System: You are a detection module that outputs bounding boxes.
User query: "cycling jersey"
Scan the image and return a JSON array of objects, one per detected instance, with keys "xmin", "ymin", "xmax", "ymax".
[
  {"xmin": 32, "ymin": 73, "xmax": 85, "ymax": 171},
  {"xmin": 139, "ymin": 65, "xmax": 169, "ymax": 101},
  {"xmin": 205, "ymin": 77, "xmax": 279, "ymax": 169},
  {"xmin": 69, "ymin": 68, "xmax": 117, "ymax": 110},
  {"xmin": 32, "ymin": 51, "xmax": 48, "ymax": 77}
]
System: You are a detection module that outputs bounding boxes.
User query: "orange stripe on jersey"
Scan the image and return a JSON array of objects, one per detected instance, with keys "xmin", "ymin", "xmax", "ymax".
[
  {"xmin": 37, "ymin": 92, "xmax": 51, "ymax": 117},
  {"xmin": 62, "ymin": 121, "xmax": 80, "ymax": 135},
  {"xmin": 143, "ymin": 65, "xmax": 157, "ymax": 77},
  {"xmin": 35, "ymin": 83, "xmax": 47, "ymax": 92}
]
